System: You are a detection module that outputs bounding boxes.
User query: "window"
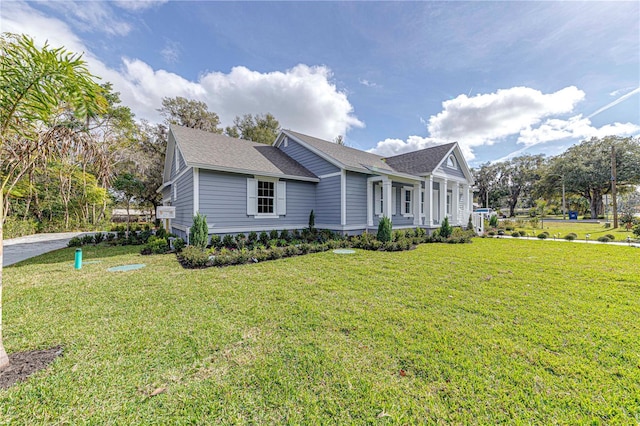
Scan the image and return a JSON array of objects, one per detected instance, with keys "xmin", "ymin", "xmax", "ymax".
[
  {"xmin": 257, "ymin": 180, "xmax": 275, "ymax": 214},
  {"xmin": 421, "ymin": 190, "xmax": 424, "ymax": 215},
  {"xmin": 446, "ymin": 190, "xmax": 452, "ymax": 216},
  {"xmin": 247, "ymin": 178, "xmax": 286, "ymax": 217},
  {"xmin": 402, "ymin": 186, "xmax": 413, "ymax": 217},
  {"xmin": 446, "ymin": 154, "xmax": 456, "ymax": 169},
  {"xmin": 374, "ymin": 183, "xmax": 384, "ymax": 216}
]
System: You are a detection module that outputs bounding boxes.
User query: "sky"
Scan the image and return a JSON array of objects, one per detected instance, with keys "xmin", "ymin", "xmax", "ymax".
[{"xmin": 1, "ymin": 0, "xmax": 639, "ymax": 166}]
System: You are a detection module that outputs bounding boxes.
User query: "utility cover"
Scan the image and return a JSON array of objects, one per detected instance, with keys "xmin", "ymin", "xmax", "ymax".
[
  {"xmin": 332, "ymin": 249, "xmax": 355, "ymax": 254},
  {"xmin": 107, "ymin": 264, "xmax": 146, "ymax": 272}
]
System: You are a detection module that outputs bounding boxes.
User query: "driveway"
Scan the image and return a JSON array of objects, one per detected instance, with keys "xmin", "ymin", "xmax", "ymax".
[{"xmin": 3, "ymin": 232, "xmax": 88, "ymax": 267}]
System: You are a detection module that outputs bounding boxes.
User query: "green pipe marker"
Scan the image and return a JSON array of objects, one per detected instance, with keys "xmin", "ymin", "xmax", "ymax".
[{"xmin": 74, "ymin": 248, "xmax": 82, "ymax": 270}]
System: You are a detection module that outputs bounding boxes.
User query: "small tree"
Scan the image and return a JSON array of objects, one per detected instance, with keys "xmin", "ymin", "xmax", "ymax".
[
  {"xmin": 113, "ymin": 173, "xmax": 144, "ymax": 237},
  {"xmin": 489, "ymin": 214, "xmax": 498, "ymax": 228},
  {"xmin": 377, "ymin": 216, "xmax": 392, "ymax": 243},
  {"xmin": 439, "ymin": 216, "xmax": 453, "ymax": 239},
  {"xmin": 467, "ymin": 214, "xmax": 474, "ymax": 231},
  {"xmin": 189, "ymin": 212, "xmax": 208, "ymax": 250},
  {"xmin": 308, "ymin": 210, "xmax": 315, "ymax": 231}
]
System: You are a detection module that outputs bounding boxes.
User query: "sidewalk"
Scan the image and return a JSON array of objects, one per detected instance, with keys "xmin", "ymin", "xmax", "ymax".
[{"xmin": 3, "ymin": 232, "xmax": 89, "ymax": 267}]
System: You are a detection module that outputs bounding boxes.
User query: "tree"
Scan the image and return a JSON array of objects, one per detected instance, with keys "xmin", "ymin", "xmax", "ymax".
[
  {"xmin": 472, "ymin": 162, "xmax": 506, "ymax": 209},
  {"xmin": 499, "ymin": 154, "xmax": 546, "ymax": 217},
  {"xmin": 224, "ymin": 113, "xmax": 280, "ymax": 145},
  {"xmin": 0, "ymin": 33, "xmax": 106, "ymax": 369},
  {"xmin": 544, "ymin": 136, "xmax": 640, "ymax": 219},
  {"xmin": 334, "ymin": 135, "xmax": 345, "ymax": 146},
  {"xmin": 158, "ymin": 97, "xmax": 222, "ymax": 134},
  {"xmin": 113, "ymin": 173, "xmax": 144, "ymax": 237}
]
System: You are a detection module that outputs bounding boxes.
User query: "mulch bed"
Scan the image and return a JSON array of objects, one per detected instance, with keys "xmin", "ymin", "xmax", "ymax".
[{"xmin": 0, "ymin": 346, "xmax": 63, "ymax": 389}]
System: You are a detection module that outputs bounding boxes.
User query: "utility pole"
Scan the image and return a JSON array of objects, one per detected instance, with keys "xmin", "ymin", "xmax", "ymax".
[{"xmin": 611, "ymin": 145, "xmax": 618, "ymax": 228}]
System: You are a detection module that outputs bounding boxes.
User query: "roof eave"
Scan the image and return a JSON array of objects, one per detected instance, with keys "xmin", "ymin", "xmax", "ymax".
[{"xmin": 187, "ymin": 162, "xmax": 320, "ymax": 183}]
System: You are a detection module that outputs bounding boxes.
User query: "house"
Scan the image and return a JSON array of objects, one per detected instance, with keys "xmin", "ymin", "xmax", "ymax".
[{"xmin": 158, "ymin": 125, "xmax": 476, "ymax": 239}]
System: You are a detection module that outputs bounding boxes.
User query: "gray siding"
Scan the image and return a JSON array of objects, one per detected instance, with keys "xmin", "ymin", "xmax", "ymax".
[
  {"xmin": 198, "ymin": 170, "xmax": 315, "ymax": 232},
  {"xmin": 173, "ymin": 168, "xmax": 193, "ymax": 229},
  {"xmin": 161, "ymin": 186, "xmax": 172, "ymax": 202},
  {"xmin": 345, "ymin": 172, "xmax": 368, "ymax": 225},
  {"xmin": 437, "ymin": 152, "xmax": 466, "ymax": 179},
  {"xmin": 391, "ymin": 183, "xmax": 414, "ymax": 227},
  {"xmin": 315, "ymin": 175, "xmax": 341, "ymax": 226},
  {"xmin": 279, "ymin": 138, "xmax": 339, "ymax": 176}
]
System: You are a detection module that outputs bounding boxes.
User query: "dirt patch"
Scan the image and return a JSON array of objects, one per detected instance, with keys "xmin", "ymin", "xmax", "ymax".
[{"xmin": 0, "ymin": 346, "xmax": 63, "ymax": 389}]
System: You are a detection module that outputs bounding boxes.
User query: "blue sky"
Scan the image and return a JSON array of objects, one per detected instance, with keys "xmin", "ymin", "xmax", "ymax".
[{"xmin": 2, "ymin": 1, "xmax": 639, "ymax": 166}]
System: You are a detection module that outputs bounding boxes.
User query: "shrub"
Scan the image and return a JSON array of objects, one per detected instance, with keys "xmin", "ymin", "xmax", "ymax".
[
  {"xmin": 222, "ymin": 234, "xmax": 236, "ymax": 249},
  {"xmin": 81, "ymin": 234, "xmax": 95, "ymax": 245},
  {"xmin": 537, "ymin": 233, "xmax": 548, "ymax": 239},
  {"xmin": 439, "ymin": 217, "xmax": 453, "ymax": 239},
  {"xmin": 511, "ymin": 232, "xmax": 520, "ymax": 238},
  {"xmin": 489, "ymin": 215, "xmax": 498, "ymax": 228},
  {"xmin": 605, "ymin": 234, "xmax": 615, "ymax": 241},
  {"xmin": 68, "ymin": 237, "xmax": 82, "ymax": 247},
  {"xmin": 247, "ymin": 231, "xmax": 258, "ymax": 244},
  {"xmin": 173, "ymin": 237, "xmax": 186, "ymax": 252},
  {"xmin": 189, "ymin": 213, "xmax": 209, "ymax": 250},
  {"xmin": 518, "ymin": 230, "xmax": 527, "ymax": 237},
  {"xmin": 529, "ymin": 217, "xmax": 539, "ymax": 229},
  {"xmin": 377, "ymin": 216, "xmax": 393, "ymax": 243},
  {"xmin": 178, "ymin": 246, "xmax": 210, "ymax": 268},
  {"xmin": 279, "ymin": 229, "xmax": 291, "ymax": 242},
  {"xmin": 156, "ymin": 226, "xmax": 167, "ymax": 239},
  {"xmin": 467, "ymin": 214, "xmax": 474, "ymax": 231},
  {"xmin": 564, "ymin": 234, "xmax": 576, "ymax": 241},
  {"xmin": 597, "ymin": 236, "xmax": 610, "ymax": 243},
  {"xmin": 487, "ymin": 231, "xmax": 495, "ymax": 236},
  {"xmin": 210, "ymin": 234, "xmax": 221, "ymax": 249},
  {"xmin": 141, "ymin": 237, "xmax": 169, "ymax": 255},
  {"xmin": 259, "ymin": 231, "xmax": 269, "ymax": 246},
  {"xmin": 634, "ymin": 224, "xmax": 640, "ymax": 238},
  {"xmin": 92, "ymin": 232, "xmax": 105, "ymax": 244},
  {"xmin": 268, "ymin": 229, "xmax": 278, "ymax": 240}
]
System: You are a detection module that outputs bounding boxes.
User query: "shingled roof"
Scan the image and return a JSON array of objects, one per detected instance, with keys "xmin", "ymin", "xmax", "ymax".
[
  {"xmin": 284, "ymin": 130, "xmax": 458, "ymax": 177},
  {"xmin": 283, "ymin": 130, "xmax": 394, "ymax": 172},
  {"xmin": 171, "ymin": 125, "xmax": 317, "ymax": 181},
  {"xmin": 383, "ymin": 142, "xmax": 457, "ymax": 175}
]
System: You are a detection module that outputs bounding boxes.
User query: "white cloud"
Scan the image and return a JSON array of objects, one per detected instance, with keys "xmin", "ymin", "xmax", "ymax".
[
  {"xmin": 114, "ymin": 0, "xmax": 168, "ymax": 11},
  {"xmin": 36, "ymin": 1, "xmax": 132, "ymax": 36},
  {"xmin": 368, "ymin": 136, "xmax": 439, "ymax": 157},
  {"xmin": 518, "ymin": 115, "xmax": 640, "ymax": 146},
  {"xmin": 359, "ymin": 79, "xmax": 379, "ymax": 88},
  {"xmin": 3, "ymin": 1, "xmax": 364, "ymax": 141},
  {"xmin": 427, "ymin": 86, "xmax": 585, "ymax": 150},
  {"xmin": 160, "ymin": 40, "xmax": 181, "ymax": 64}
]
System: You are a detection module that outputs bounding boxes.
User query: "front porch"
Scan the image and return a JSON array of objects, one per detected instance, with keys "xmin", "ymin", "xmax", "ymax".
[{"xmin": 366, "ymin": 174, "xmax": 473, "ymax": 230}]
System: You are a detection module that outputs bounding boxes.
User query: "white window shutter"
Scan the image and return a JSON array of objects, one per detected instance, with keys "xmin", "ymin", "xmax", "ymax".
[
  {"xmin": 247, "ymin": 178, "xmax": 257, "ymax": 215},
  {"xmin": 392, "ymin": 187, "xmax": 397, "ymax": 215},
  {"xmin": 277, "ymin": 181, "xmax": 286, "ymax": 215},
  {"xmin": 374, "ymin": 184, "xmax": 381, "ymax": 215}
]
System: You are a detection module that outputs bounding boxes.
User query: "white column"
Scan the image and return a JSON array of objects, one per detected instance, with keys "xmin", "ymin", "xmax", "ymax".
[
  {"xmin": 453, "ymin": 182, "xmax": 460, "ymax": 225},
  {"xmin": 441, "ymin": 178, "xmax": 448, "ymax": 222},
  {"xmin": 468, "ymin": 186, "xmax": 473, "ymax": 213},
  {"xmin": 382, "ymin": 178, "xmax": 392, "ymax": 219},
  {"xmin": 413, "ymin": 182, "xmax": 421, "ymax": 225},
  {"xmin": 427, "ymin": 176, "xmax": 433, "ymax": 226},
  {"xmin": 366, "ymin": 178, "xmax": 374, "ymax": 226}
]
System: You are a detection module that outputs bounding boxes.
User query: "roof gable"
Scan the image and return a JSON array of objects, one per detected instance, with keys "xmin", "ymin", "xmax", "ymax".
[
  {"xmin": 383, "ymin": 143, "xmax": 457, "ymax": 176},
  {"xmin": 280, "ymin": 130, "xmax": 394, "ymax": 173}
]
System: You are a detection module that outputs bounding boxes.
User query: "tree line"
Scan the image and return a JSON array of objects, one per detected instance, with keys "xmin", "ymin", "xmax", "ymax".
[
  {"xmin": 1, "ymin": 33, "xmax": 282, "ymax": 237},
  {"xmin": 473, "ymin": 135, "xmax": 640, "ymax": 219}
]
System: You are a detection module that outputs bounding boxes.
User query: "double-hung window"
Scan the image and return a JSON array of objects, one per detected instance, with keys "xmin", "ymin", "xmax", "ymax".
[
  {"xmin": 401, "ymin": 186, "xmax": 413, "ymax": 217},
  {"xmin": 257, "ymin": 180, "xmax": 275, "ymax": 214},
  {"xmin": 247, "ymin": 177, "xmax": 286, "ymax": 218}
]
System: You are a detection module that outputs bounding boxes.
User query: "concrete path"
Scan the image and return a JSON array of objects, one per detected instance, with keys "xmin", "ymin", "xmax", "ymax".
[{"xmin": 2, "ymin": 232, "xmax": 89, "ymax": 267}]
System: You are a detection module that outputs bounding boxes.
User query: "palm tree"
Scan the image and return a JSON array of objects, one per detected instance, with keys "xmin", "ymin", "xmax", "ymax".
[{"xmin": 0, "ymin": 33, "xmax": 106, "ymax": 369}]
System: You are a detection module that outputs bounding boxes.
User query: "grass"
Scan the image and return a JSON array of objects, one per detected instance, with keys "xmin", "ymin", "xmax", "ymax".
[
  {"xmin": 1, "ymin": 240, "xmax": 639, "ymax": 423},
  {"xmin": 504, "ymin": 219, "xmax": 635, "ymax": 240}
]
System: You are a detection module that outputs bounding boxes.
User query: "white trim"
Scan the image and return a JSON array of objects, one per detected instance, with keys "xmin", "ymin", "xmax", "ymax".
[
  {"xmin": 318, "ymin": 171, "xmax": 342, "ymax": 179},
  {"xmin": 340, "ymin": 169, "xmax": 346, "ymax": 225},
  {"xmin": 401, "ymin": 186, "xmax": 414, "ymax": 218},
  {"xmin": 188, "ymin": 162, "xmax": 319, "ymax": 183},
  {"xmin": 209, "ymin": 224, "xmax": 309, "ymax": 234},
  {"xmin": 193, "ymin": 167, "xmax": 199, "ymax": 216},
  {"xmin": 367, "ymin": 176, "xmax": 376, "ymax": 226},
  {"xmin": 171, "ymin": 223, "xmax": 188, "ymax": 231}
]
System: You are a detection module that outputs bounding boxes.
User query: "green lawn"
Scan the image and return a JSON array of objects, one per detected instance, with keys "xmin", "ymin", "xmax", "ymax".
[
  {"xmin": 1, "ymin": 240, "xmax": 639, "ymax": 423},
  {"xmin": 508, "ymin": 219, "xmax": 635, "ymax": 240}
]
